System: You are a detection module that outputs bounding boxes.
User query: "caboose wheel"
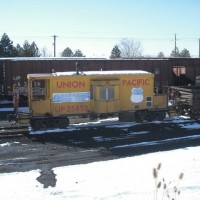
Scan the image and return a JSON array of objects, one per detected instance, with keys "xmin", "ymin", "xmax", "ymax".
[
  {"xmin": 135, "ymin": 110, "xmax": 146, "ymax": 122},
  {"xmin": 145, "ymin": 112, "xmax": 153, "ymax": 122},
  {"xmin": 58, "ymin": 117, "xmax": 69, "ymax": 129},
  {"xmin": 155, "ymin": 111, "xmax": 166, "ymax": 121},
  {"xmin": 159, "ymin": 111, "xmax": 166, "ymax": 120},
  {"xmin": 31, "ymin": 119, "xmax": 42, "ymax": 131}
]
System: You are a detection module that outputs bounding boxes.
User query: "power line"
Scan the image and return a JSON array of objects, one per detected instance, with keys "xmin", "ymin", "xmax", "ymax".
[{"xmin": 1, "ymin": 32, "xmax": 198, "ymax": 42}]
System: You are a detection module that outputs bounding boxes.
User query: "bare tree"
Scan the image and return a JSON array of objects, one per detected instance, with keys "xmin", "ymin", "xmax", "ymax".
[
  {"xmin": 119, "ymin": 38, "xmax": 142, "ymax": 58},
  {"xmin": 40, "ymin": 46, "xmax": 52, "ymax": 57}
]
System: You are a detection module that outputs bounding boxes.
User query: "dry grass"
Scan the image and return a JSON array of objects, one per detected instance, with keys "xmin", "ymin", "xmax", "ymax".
[{"xmin": 152, "ymin": 163, "xmax": 184, "ymax": 200}]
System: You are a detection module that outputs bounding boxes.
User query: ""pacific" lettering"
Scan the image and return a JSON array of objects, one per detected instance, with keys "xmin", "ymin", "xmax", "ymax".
[{"xmin": 122, "ymin": 79, "xmax": 150, "ymax": 86}]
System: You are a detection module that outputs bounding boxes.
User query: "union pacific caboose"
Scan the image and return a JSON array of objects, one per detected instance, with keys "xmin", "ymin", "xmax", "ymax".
[{"xmin": 17, "ymin": 69, "xmax": 168, "ymax": 130}]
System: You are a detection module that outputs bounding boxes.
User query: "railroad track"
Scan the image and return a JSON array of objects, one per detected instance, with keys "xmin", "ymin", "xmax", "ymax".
[
  {"xmin": 0, "ymin": 116, "xmax": 200, "ymax": 179},
  {"xmin": 0, "ymin": 122, "xmax": 29, "ymax": 138},
  {"xmin": 0, "ymin": 115, "xmax": 199, "ymax": 138},
  {"xmin": 27, "ymin": 116, "xmax": 200, "ymax": 154}
]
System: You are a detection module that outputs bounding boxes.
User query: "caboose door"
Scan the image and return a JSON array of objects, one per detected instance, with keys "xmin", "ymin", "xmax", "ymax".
[
  {"xmin": 29, "ymin": 79, "xmax": 51, "ymax": 116},
  {"xmin": 91, "ymin": 80, "xmax": 120, "ymax": 114}
]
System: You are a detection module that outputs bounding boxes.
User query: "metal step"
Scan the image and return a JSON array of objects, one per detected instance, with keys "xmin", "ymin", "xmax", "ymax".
[{"xmin": 167, "ymin": 107, "xmax": 178, "ymax": 117}]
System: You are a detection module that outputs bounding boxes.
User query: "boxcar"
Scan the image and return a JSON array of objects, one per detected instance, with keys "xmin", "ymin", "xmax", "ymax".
[{"xmin": 2, "ymin": 57, "xmax": 200, "ymax": 107}]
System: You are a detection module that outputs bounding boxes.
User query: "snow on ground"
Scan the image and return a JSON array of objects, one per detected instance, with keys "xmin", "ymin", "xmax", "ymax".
[
  {"xmin": 0, "ymin": 146, "xmax": 199, "ymax": 200},
  {"xmin": 0, "ymin": 111, "xmax": 200, "ymax": 199}
]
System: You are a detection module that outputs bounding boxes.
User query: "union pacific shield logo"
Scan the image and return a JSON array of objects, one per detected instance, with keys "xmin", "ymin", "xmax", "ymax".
[{"xmin": 130, "ymin": 87, "xmax": 143, "ymax": 103}]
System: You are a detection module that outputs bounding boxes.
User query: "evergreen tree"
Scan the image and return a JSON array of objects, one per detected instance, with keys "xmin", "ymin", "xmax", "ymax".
[
  {"xmin": 170, "ymin": 47, "xmax": 190, "ymax": 58},
  {"xmin": 15, "ymin": 44, "xmax": 24, "ymax": 56},
  {"xmin": 170, "ymin": 47, "xmax": 180, "ymax": 57},
  {"xmin": 17, "ymin": 40, "xmax": 40, "ymax": 57},
  {"xmin": 157, "ymin": 52, "xmax": 165, "ymax": 58},
  {"xmin": 110, "ymin": 45, "xmax": 121, "ymax": 58},
  {"xmin": 0, "ymin": 33, "xmax": 17, "ymax": 57},
  {"xmin": 29, "ymin": 42, "xmax": 40, "ymax": 57},
  {"xmin": 22, "ymin": 40, "xmax": 32, "ymax": 56},
  {"xmin": 61, "ymin": 47, "xmax": 74, "ymax": 57},
  {"xmin": 74, "ymin": 49, "xmax": 84, "ymax": 57},
  {"xmin": 179, "ymin": 48, "xmax": 190, "ymax": 57}
]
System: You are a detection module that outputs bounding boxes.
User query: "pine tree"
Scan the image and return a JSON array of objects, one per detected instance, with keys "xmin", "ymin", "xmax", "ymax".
[
  {"xmin": 179, "ymin": 48, "xmax": 190, "ymax": 57},
  {"xmin": 15, "ymin": 44, "xmax": 24, "ymax": 57},
  {"xmin": 110, "ymin": 45, "xmax": 121, "ymax": 58},
  {"xmin": 30, "ymin": 42, "xmax": 40, "ymax": 57},
  {"xmin": 74, "ymin": 49, "xmax": 84, "ymax": 57},
  {"xmin": 61, "ymin": 47, "xmax": 74, "ymax": 57},
  {"xmin": 170, "ymin": 47, "xmax": 180, "ymax": 57},
  {"xmin": 0, "ymin": 33, "xmax": 17, "ymax": 57},
  {"xmin": 170, "ymin": 47, "xmax": 190, "ymax": 58},
  {"xmin": 22, "ymin": 40, "xmax": 31, "ymax": 56},
  {"xmin": 17, "ymin": 40, "xmax": 40, "ymax": 57},
  {"xmin": 157, "ymin": 52, "xmax": 165, "ymax": 58}
]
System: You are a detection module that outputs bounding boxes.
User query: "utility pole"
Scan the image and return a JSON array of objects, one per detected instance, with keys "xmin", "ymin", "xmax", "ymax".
[
  {"xmin": 199, "ymin": 38, "xmax": 200, "ymax": 58},
  {"xmin": 52, "ymin": 35, "xmax": 57, "ymax": 57},
  {"xmin": 175, "ymin": 33, "xmax": 177, "ymax": 57}
]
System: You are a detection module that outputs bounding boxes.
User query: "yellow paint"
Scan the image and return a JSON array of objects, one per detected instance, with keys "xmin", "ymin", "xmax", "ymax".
[
  {"xmin": 27, "ymin": 71, "xmax": 167, "ymax": 118},
  {"xmin": 153, "ymin": 95, "xmax": 168, "ymax": 108}
]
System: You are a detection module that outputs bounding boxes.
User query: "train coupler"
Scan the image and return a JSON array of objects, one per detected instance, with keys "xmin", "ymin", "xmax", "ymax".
[
  {"xmin": 7, "ymin": 112, "xmax": 30, "ymax": 125},
  {"xmin": 7, "ymin": 113, "xmax": 18, "ymax": 123}
]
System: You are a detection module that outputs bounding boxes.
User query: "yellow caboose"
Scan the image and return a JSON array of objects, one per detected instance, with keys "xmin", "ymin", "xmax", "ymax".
[{"xmin": 24, "ymin": 70, "xmax": 168, "ymax": 130}]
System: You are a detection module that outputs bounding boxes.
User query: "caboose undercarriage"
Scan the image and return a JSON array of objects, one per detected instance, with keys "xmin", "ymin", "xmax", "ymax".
[
  {"xmin": 30, "ymin": 116, "xmax": 70, "ymax": 131},
  {"xmin": 28, "ymin": 111, "xmax": 167, "ymax": 131},
  {"xmin": 118, "ymin": 109, "xmax": 166, "ymax": 122}
]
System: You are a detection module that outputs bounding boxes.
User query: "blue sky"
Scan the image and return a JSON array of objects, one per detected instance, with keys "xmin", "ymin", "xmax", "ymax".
[{"xmin": 0, "ymin": 0, "xmax": 200, "ymax": 57}]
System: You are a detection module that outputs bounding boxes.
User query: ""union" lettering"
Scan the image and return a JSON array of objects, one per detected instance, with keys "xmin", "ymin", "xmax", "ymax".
[{"xmin": 56, "ymin": 81, "xmax": 85, "ymax": 88}]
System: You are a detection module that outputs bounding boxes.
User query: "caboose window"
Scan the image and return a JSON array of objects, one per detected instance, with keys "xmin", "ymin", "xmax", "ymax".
[
  {"xmin": 100, "ymin": 88, "xmax": 106, "ymax": 100},
  {"xmin": 31, "ymin": 79, "xmax": 46, "ymax": 100},
  {"xmin": 99, "ymin": 87, "xmax": 114, "ymax": 100},
  {"xmin": 146, "ymin": 96, "xmax": 152, "ymax": 107},
  {"xmin": 107, "ymin": 87, "xmax": 114, "ymax": 99}
]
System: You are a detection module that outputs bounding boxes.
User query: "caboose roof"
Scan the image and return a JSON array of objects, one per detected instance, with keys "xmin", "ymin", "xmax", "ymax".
[
  {"xmin": 27, "ymin": 70, "xmax": 152, "ymax": 78},
  {"xmin": 56, "ymin": 70, "xmax": 152, "ymax": 76}
]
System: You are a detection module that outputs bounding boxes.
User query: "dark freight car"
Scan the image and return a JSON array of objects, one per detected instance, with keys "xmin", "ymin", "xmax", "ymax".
[
  {"xmin": 1, "ymin": 57, "xmax": 200, "ymax": 99},
  {"xmin": 3, "ymin": 58, "xmax": 80, "ymax": 96},
  {"xmin": 3, "ymin": 58, "xmax": 111, "ymax": 96},
  {"xmin": 0, "ymin": 59, "xmax": 4, "ymax": 93}
]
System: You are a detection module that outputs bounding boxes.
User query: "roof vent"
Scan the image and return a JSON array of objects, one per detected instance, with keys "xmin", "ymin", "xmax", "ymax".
[{"xmin": 75, "ymin": 62, "xmax": 80, "ymax": 75}]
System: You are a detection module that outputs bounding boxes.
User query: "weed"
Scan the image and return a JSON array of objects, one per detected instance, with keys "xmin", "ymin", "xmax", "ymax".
[{"xmin": 152, "ymin": 163, "xmax": 184, "ymax": 200}]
